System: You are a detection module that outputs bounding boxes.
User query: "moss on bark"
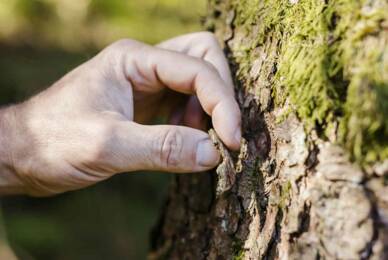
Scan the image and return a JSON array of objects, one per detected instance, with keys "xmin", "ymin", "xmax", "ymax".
[
  {"xmin": 209, "ymin": 0, "xmax": 387, "ymax": 164},
  {"xmin": 151, "ymin": 1, "xmax": 388, "ymax": 259}
]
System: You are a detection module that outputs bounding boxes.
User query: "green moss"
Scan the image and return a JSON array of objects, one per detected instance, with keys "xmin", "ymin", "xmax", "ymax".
[
  {"xmin": 232, "ymin": 239, "xmax": 246, "ymax": 260},
  {"xmin": 233, "ymin": 250, "xmax": 246, "ymax": 260},
  {"xmin": 218, "ymin": 0, "xmax": 388, "ymax": 164},
  {"xmin": 232, "ymin": 239, "xmax": 245, "ymax": 260},
  {"xmin": 279, "ymin": 181, "xmax": 292, "ymax": 209}
]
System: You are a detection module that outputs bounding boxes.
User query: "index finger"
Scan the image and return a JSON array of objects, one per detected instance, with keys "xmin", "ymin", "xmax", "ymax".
[
  {"xmin": 126, "ymin": 42, "xmax": 241, "ymax": 150},
  {"xmin": 156, "ymin": 32, "xmax": 234, "ymax": 87}
]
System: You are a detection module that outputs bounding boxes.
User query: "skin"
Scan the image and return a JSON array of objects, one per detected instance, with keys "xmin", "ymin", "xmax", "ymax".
[{"xmin": 0, "ymin": 32, "xmax": 241, "ymax": 197}]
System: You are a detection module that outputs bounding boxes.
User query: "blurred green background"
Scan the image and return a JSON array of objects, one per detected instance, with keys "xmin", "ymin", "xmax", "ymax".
[{"xmin": 0, "ymin": 0, "xmax": 206, "ymax": 259}]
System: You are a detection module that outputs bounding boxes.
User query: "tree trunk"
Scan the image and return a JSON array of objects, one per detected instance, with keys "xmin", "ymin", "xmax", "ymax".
[{"xmin": 150, "ymin": 0, "xmax": 388, "ymax": 259}]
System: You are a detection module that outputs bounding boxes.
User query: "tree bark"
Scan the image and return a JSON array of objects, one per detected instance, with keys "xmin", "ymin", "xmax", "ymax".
[{"xmin": 150, "ymin": 0, "xmax": 388, "ymax": 259}]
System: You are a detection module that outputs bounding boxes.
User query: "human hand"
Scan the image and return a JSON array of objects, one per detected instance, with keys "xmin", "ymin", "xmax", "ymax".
[{"xmin": 0, "ymin": 32, "xmax": 241, "ymax": 196}]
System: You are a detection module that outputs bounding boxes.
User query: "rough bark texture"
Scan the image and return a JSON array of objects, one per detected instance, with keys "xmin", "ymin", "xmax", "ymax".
[{"xmin": 150, "ymin": 0, "xmax": 388, "ymax": 259}]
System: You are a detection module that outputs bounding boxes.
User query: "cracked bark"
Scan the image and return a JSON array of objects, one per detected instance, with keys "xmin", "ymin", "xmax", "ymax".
[{"xmin": 149, "ymin": 1, "xmax": 388, "ymax": 259}]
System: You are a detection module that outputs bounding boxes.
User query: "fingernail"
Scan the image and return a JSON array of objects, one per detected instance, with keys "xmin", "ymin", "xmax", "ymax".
[
  {"xmin": 196, "ymin": 139, "xmax": 220, "ymax": 167},
  {"xmin": 234, "ymin": 127, "xmax": 242, "ymax": 145}
]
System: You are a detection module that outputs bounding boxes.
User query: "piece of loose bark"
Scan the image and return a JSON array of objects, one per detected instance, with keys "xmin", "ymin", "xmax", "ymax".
[{"xmin": 209, "ymin": 129, "xmax": 236, "ymax": 196}]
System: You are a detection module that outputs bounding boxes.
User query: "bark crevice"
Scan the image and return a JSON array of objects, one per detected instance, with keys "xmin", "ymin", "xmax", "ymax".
[{"xmin": 150, "ymin": 1, "xmax": 388, "ymax": 259}]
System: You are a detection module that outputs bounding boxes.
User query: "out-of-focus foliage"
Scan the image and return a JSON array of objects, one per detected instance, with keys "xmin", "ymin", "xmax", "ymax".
[
  {"xmin": 0, "ymin": 0, "xmax": 205, "ymax": 259},
  {"xmin": 0, "ymin": 0, "xmax": 205, "ymax": 50}
]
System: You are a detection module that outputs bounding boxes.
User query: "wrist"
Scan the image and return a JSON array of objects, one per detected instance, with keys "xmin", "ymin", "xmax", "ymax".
[{"xmin": 0, "ymin": 105, "xmax": 24, "ymax": 195}]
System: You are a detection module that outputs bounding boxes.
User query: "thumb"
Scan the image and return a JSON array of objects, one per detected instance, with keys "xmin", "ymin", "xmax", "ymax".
[{"xmin": 112, "ymin": 122, "xmax": 220, "ymax": 173}]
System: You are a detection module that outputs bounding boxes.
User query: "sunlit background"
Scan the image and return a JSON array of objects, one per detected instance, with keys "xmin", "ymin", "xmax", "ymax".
[{"xmin": 0, "ymin": 0, "xmax": 206, "ymax": 259}]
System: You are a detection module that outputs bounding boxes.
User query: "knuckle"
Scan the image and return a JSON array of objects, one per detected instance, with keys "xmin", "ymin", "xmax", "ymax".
[
  {"xmin": 157, "ymin": 128, "xmax": 183, "ymax": 169},
  {"xmin": 100, "ymin": 38, "xmax": 145, "ymax": 78},
  {"xmin": 102, "ymin": 39, "xmax": 140, "ymax": 59}
]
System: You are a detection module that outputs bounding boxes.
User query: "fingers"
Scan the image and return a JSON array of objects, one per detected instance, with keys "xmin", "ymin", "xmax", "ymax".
[
  {"xmin": 126, "ymin": 43, "xmax": 241, "ymax": 149},
  {"xmin": 157, "ymin": 32, "xmax": 234, "ymax": 86},
  {"xmin": 106, "ymin": 122, "xmax": 220, "ymax": 173}
]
